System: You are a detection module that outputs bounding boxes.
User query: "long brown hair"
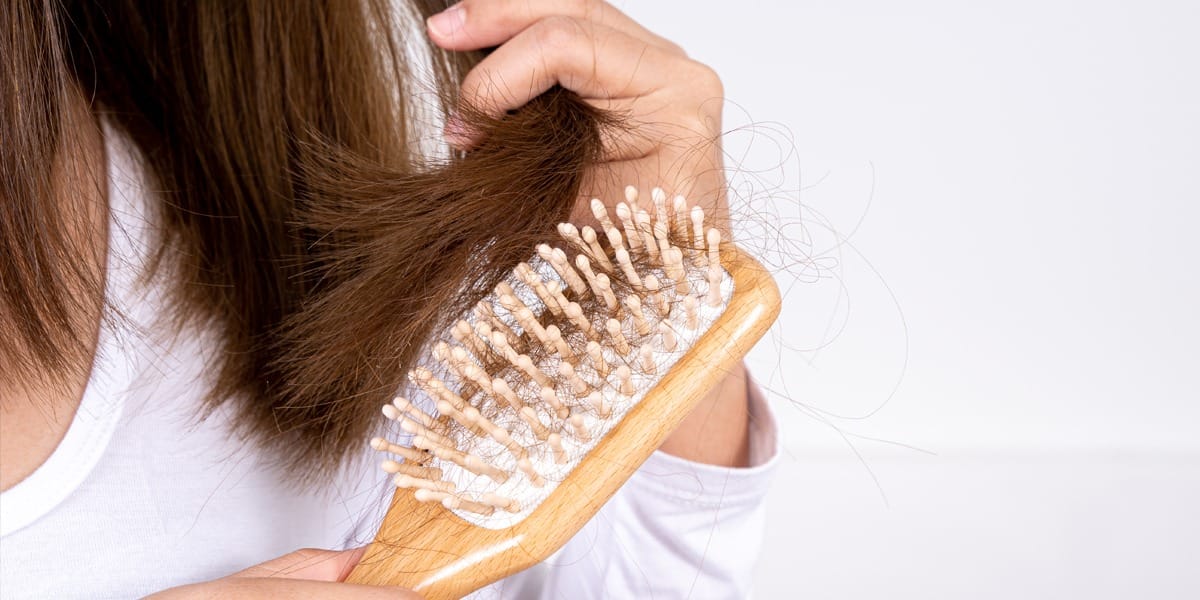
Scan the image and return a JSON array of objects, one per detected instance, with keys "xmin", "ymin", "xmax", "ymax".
[{"xmin": 2, "ymin": 0, "xmax": 618, "ymax": 481}]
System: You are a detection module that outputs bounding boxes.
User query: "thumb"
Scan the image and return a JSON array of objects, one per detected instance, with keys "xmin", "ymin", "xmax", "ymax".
[
  {"xmin": 197, "ymin": 578, "xmax": 423, "ymax": 598},
  {"xmin": 233, "ymin": 546, "xmax": 366, "ymax": 582},
  {"xmin": 143, "ymin": 547, "xmax": 425, "ymax": 599}
]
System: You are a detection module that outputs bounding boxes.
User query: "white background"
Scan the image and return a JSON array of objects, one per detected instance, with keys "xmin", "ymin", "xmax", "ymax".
[{"xmin": 617, "ymin": 1, "xmax": 1200, "ymax": 597}]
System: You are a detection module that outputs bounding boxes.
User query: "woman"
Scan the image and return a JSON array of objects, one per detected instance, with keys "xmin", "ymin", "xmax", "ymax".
[{"xmin": 0, "ymin": 0, "xmax": 778, "ymax": 597}]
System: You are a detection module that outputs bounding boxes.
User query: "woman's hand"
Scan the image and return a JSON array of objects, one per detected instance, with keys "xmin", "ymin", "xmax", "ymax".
[
  {"xmin": 427, "ymin": 0, "xmax": 751, "ymax": 468},
  {"xmin": 143, "ymin": 548, "xmax": 423, "ymax": 599},
  {"xmin": 428, "ymin": 0, "xmax": 728, "ymax": 223}
]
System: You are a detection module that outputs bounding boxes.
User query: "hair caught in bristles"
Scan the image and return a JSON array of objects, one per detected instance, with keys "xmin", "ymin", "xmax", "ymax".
[{"xmin": 269, "ymin": 87, "xmax": 624, "ymax": 478}]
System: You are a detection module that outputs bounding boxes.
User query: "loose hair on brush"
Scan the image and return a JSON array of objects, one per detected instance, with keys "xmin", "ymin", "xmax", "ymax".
[{"xmin": 1, "ymin": 0, "xmax": 624, "ymax": 482}]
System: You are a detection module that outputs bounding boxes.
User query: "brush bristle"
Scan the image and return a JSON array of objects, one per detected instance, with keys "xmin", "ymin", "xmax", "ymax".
[{"xmin": 370, "ymin": 186, "xmax": 732, "ymax": 528}]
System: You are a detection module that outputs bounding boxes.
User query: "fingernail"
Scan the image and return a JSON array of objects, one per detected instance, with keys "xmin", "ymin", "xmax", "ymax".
[
  {"xmin": 444, "ymin": 113, "xmax": 471, "ymax": 146},
  {"xmin": 427, "ymin": 4, "xmax": 466, "ymax": 38}
]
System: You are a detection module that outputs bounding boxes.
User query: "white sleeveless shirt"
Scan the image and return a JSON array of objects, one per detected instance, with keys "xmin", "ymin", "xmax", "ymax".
[{"xmin": 0, "ymin": 120, "xmax": 779, "ymax": 599}]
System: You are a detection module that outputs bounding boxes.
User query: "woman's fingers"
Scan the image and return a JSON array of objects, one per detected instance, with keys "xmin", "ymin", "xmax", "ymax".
[
  {"xmin": 429, "ymin": 0, "xmax": 727, "ymax": 191},
  {"xmin": 145, "ymin": 547, "xmax": 425, "ymax": 599},
  {"xmin": 427, "ymin": 0, "xmax": 685, "ymax": 56},
  {"xmin": 460, "ymin": 17, "xmax": 670, "ymax": 109},
  {"xmin": 448, "ymin": 16, "xmax": 693, "ymax": 148},
  {"xmin": 232, "ymin": 546, "xmax": 365, "ymax": 581},
  {"xmin": 157, "ymin": 579, "xmax": 423, "ymax": 599},
  {"xmin": 451, "ymin": 15, "xmax": 721, "ymax": 152}
]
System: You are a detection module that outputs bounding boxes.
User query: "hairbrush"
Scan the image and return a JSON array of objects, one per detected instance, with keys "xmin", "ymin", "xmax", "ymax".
[{"xmin": 346, "ymin": 186, "xmax": 780, "ymax": 598}]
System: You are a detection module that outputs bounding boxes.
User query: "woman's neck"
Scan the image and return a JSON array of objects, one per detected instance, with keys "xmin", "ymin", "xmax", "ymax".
[{"xmin": 0, "ymin": 84, "xmax": 109, "ymax": 492}]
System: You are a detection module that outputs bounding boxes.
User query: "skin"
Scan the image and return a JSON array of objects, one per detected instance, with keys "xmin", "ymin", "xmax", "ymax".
[{"xmin": 2, "ymin": 0, "xmax": 750, "ymax": 596}]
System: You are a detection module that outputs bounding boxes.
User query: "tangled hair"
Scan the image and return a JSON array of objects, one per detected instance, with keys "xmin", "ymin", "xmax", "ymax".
[{"xmin": 1, "ymin": 0, "xmax": 622, "ymax": 481}]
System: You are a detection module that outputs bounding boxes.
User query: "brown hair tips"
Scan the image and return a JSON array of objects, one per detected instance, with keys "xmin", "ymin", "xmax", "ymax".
[{"xmin": 2, "ymin": 0, "xmax": 621, "ymax": 482}]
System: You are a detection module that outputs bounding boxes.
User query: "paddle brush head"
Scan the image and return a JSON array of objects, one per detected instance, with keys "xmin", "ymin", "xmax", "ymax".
[{"xmin": 348, "ymin": 185, "xmax": 780, "ymax": 598}]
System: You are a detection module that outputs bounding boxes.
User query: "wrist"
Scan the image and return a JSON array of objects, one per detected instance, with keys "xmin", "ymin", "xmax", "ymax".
[{"xmin": 657, "ymin": 361, "xmax": 751, "ymax": 467}]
